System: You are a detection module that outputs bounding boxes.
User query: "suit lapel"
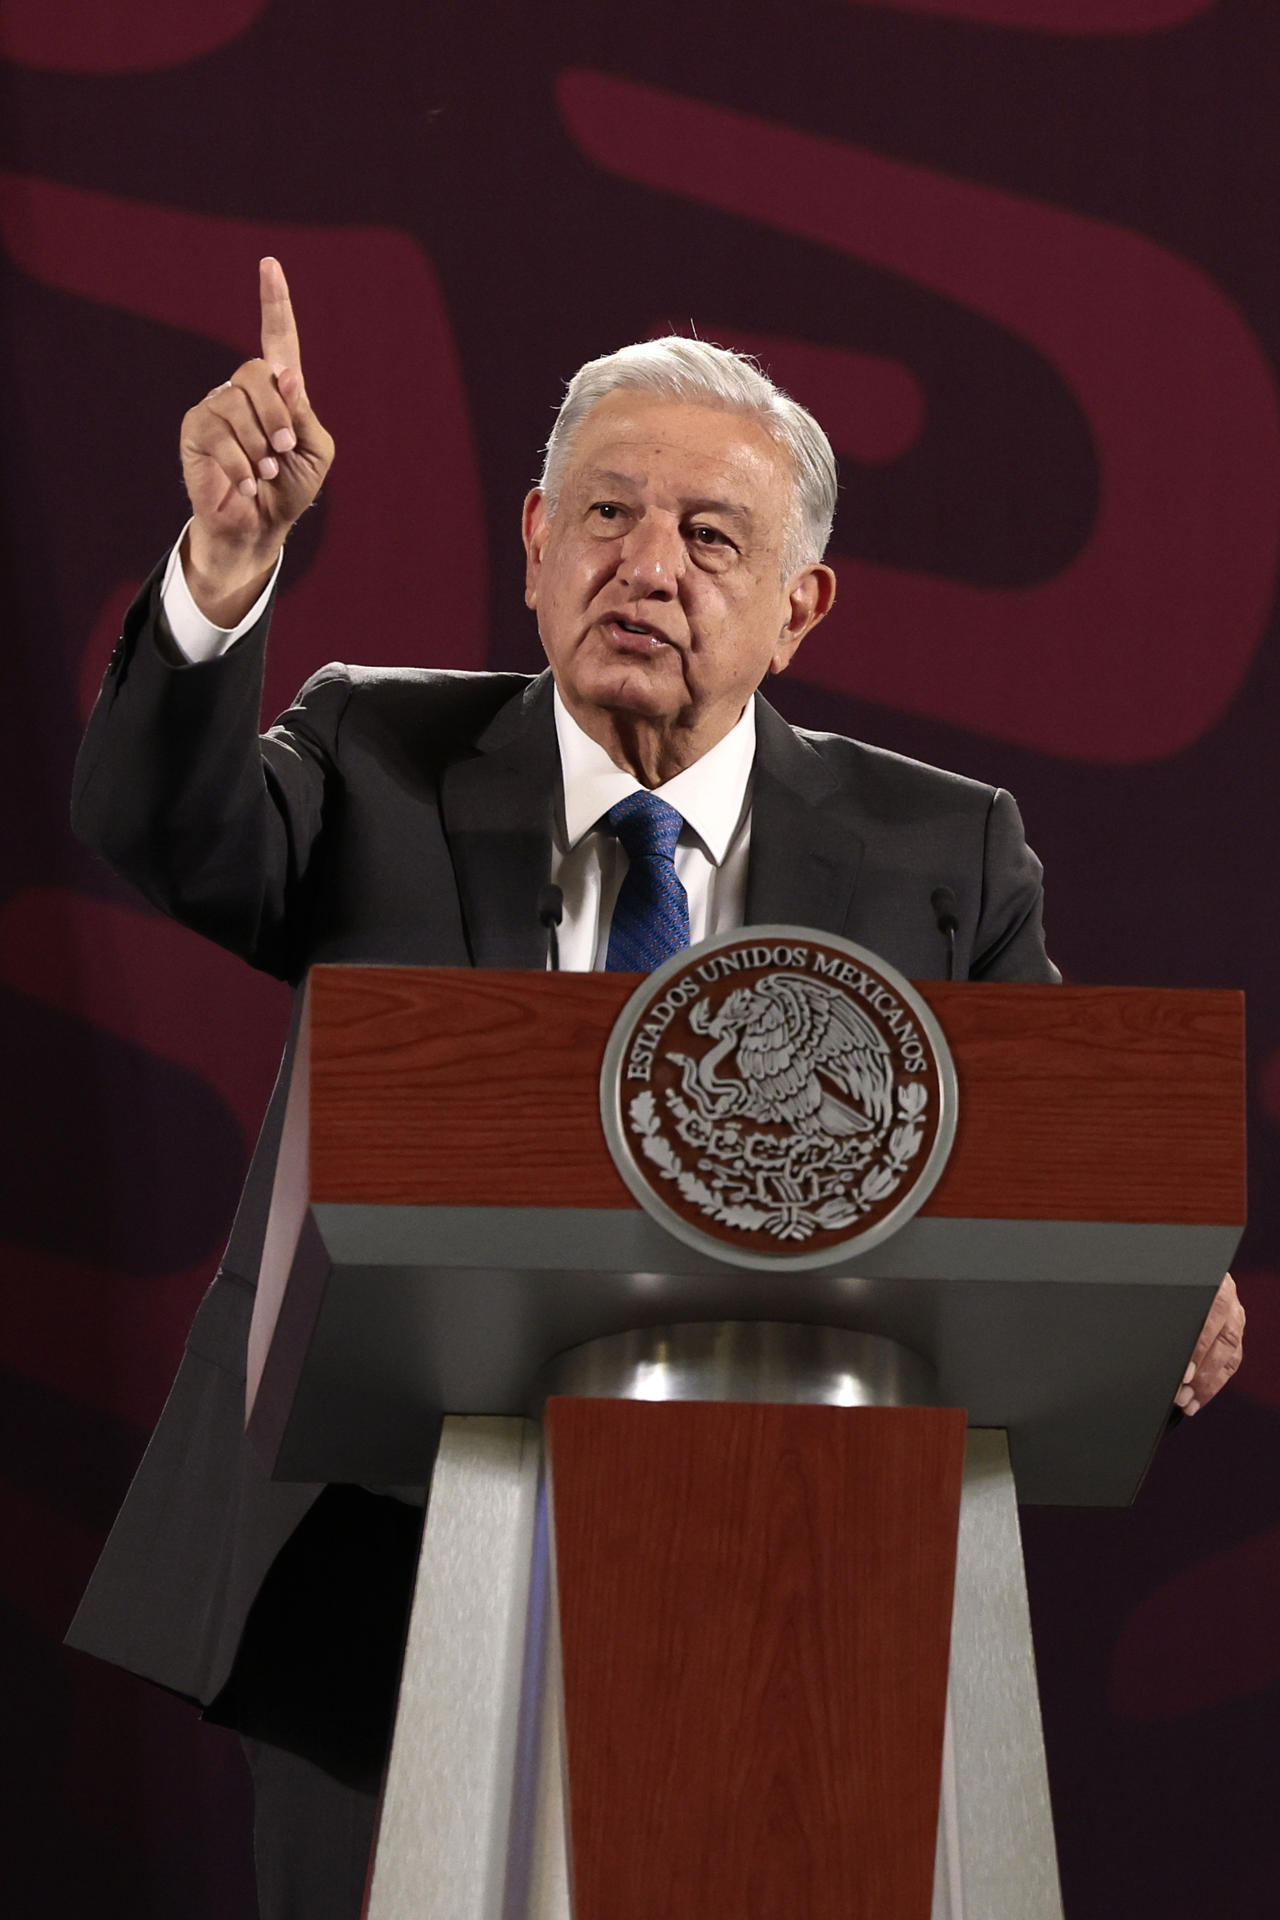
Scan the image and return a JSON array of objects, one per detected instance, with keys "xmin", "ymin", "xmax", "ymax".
[
  {"xmin": 745, "ymin": 697, "xmax": 864, "ymax": 937},
  {"xmin": 440, "ymin": 672, "xmax": 560, "ymax": 969},
  {"xmin": 440, "ymin": 682, "xmax": 862, "ymax": 963}
]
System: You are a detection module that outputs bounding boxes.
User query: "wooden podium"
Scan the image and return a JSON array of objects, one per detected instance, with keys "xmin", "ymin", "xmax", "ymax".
[{"xmin": 247, "ymin": 965, "xmax": 1244, "ymax": 1920}]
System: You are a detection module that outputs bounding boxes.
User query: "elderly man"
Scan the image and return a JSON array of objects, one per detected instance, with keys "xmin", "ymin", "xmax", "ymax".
[{"xmin": 68, "ymin": 260, "xmax": 1243, "ymax": 1919}]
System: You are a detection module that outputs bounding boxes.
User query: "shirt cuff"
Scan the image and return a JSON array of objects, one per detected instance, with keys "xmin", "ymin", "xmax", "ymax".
[{"xmin": 159, "ymin": 523, "xmax": 283, "ymax": 662}]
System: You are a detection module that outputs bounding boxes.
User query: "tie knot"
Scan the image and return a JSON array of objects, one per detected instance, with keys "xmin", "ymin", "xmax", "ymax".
[{"xmin": 605, "ymin": 791, "xmax": 684, "ymax": 864}]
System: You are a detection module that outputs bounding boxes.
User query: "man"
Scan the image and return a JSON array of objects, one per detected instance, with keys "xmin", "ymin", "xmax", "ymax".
[{"xmin": 68, "ymin": 260, "xmax": 1244, "ymax": 1918}]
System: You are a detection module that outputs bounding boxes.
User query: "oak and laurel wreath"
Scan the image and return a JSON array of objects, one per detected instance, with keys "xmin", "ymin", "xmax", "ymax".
[{"xmin": 627, "ymin": 1077, "xmax": 930, "ymax": 1242}]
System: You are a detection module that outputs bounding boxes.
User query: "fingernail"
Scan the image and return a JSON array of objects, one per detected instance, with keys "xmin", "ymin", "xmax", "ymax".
[
  {"xmin": 1182, "ymin": 1362, "xmax": 1196, "ymax": 1384},
  {"xmin": 257, "ymin": 456, "xmax": 279, "ymax": 480},
  {"xmin": 1175, "ymin": 1386, "xmax": 1192, "ymax": 1407},
  {"xmin": 1185, "ymin": 1397, "xmax": 1201, "ymax": 1416},
  {"xmin": 238, "ymin": 476, "xmax": 258, "ymax": 497},
  {"xmin": 271, "ymin": 362, "xmax": 288, "ymax": 378},
  {"xmin": 270, "ymin": 429, "xmax": 296, "ymax": 454}
]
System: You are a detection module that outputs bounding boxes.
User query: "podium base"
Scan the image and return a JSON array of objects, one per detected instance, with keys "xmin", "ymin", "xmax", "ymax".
[{"xmin": 367, "ymin": 1329, "xmax": 1062, "ymax": 1920}]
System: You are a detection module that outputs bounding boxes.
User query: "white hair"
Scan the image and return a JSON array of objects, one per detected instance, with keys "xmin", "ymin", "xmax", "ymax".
[{"xmin": 538, "ymin": 336, "xmax": 837, "ymax": 576}]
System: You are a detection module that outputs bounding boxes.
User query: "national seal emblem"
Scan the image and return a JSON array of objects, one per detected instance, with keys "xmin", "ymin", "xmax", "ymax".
[{"xmin": 599, "ymin": 927, "xmax": 959, "ymax": 1270}]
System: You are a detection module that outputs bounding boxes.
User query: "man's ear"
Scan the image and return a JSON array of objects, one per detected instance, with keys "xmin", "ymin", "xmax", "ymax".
[
  {"xmin": 522, "ymin": 489, "xmax": 548, "ymax": 608},
  {"xmin": 769, "ymin": 563, "xmax": 837, "ymax": 676}
]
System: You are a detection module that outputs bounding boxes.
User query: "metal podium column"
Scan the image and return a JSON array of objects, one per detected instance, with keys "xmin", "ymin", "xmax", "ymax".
[{"xmin": 366, "ymin": 1326, "xmax": 1062, "ymax": 1920}]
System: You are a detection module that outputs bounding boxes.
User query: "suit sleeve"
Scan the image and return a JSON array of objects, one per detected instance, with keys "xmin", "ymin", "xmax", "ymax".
[
  {"xmin": 71, "ymin": 561, "xmax": 351, "ymax": 981},
  {"xmin": 969, "ymin": 788, "xmax": 1061, "ymax": 984}
]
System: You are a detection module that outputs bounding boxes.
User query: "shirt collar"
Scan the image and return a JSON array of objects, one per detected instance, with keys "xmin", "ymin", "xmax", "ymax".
[{"xmin": 553, "ymin": 687, "xmax": 756, "ymax": 865}]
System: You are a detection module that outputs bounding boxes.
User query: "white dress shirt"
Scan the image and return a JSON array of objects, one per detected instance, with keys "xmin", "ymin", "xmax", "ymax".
[
  {"xmin": 551, "ymin": 692, "xmax": 754, "ymax": 968},
  {"xmin": 160, "ymin": 536, "xmax": 757, "ymax": 967},
  {"xmin": 159, "ymin": 527, "xmax": 282, "ymax": 661}
]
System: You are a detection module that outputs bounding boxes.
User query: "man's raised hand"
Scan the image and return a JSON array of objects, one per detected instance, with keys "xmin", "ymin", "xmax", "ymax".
[{"xmin": 179, "ymin": 257, "xmax": 335, "ymax": 626}]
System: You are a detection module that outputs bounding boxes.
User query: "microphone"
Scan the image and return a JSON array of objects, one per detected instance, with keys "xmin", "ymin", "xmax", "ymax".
[
  {"xmin": 930, "ymin": 886, "xmax": 960, "ymax": 982},
  {"xmin": 538, "ymin": 882, "xmax": 564, "ymax": 972}
]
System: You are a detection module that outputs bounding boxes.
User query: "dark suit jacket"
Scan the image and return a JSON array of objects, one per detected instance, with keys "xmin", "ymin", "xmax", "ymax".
[{"xmin": 66, "ymin": 563, "xmax": 1057, "ymax": 1713}]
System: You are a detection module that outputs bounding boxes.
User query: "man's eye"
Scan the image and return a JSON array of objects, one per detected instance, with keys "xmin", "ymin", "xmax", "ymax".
[
  {"xmin": 690, "ymin": 525, "xmax": 731, "ymax": 547},
  {"xmin": 592, "ymin": 502, "xmax": 622, "ymax": 520}
]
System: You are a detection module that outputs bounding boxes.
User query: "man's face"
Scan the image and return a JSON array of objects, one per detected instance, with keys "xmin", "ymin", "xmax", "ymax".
[{"xmin": 522, "ymin": 391, "xmax": 834, "ymax": 755}]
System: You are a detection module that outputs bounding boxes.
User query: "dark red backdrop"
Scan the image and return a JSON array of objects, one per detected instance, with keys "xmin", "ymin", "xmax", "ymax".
[{"xmin": 3, "ymin": 2, "xmax": 1279, "ymax": 1913}]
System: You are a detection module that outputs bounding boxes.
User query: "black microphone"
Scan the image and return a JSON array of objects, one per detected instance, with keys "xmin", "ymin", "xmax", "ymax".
[
  {"xmin": 538, "ymin": 882, "xmax": 564, "ymax": 972},
  {"xmin": 930, "ymin": 886, "xmax": 960, "ymax": 982}
]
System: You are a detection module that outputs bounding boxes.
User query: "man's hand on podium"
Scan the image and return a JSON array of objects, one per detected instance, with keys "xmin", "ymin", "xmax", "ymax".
[{"xmin": 1175, "ymin": 1273, "xmax": 1244, "ymax": 1416}]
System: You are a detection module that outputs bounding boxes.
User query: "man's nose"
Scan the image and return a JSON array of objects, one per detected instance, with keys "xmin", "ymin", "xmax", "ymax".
[{"xmin": 617, "ymin": 515, "xmax": 683, "ymax": 597}]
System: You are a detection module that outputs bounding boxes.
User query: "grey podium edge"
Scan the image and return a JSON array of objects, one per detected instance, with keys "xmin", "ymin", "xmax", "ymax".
[{"xmin": 246, "ymin": 1198, "xmax": 1240, "ymax": 1505}]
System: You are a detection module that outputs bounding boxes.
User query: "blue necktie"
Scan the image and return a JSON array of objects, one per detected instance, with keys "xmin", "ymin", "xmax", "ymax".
[{"xmin": 604, "ymin": 792, "xmax": 691, "ymax": 972}]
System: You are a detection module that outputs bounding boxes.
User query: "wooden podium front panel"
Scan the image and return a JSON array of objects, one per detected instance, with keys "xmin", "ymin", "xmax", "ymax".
[
  {"xmin": 306, "ymin": 967, "xmax": 1244, "ymax": 1224},
  {"xmin": 546, "ymin": 1399, "xmax": 967, "ymax": 1920}
]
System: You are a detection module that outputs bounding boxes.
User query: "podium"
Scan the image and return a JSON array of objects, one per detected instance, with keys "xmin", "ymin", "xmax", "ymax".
[{"xmin": 247, "ymin": 962, "xmax": 1244, "ymax": 1920}]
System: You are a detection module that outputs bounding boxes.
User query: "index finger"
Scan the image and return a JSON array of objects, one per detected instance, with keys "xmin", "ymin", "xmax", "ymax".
[{"xmin": 259, "ymin": 256, "xmax": 302, "ymax": 376}]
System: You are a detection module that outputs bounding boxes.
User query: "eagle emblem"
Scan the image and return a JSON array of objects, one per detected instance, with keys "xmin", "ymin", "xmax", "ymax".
[
  {"xmin": 604, "ymin": 931, "xmax": 955, "ymax": 1267},
  {"xmin": 675, "ymin": 974, "xmax": 895, "ymax": 1140}
]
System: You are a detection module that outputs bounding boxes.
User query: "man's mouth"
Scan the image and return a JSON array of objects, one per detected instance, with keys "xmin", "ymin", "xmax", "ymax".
[{"xmin": 604, "ymin": 616, "xmax": 670, "ymax": 649}]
